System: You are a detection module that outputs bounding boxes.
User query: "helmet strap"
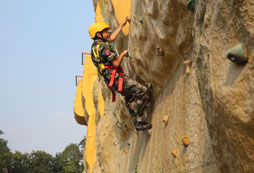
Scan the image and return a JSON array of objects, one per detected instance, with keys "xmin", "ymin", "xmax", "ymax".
[{"xmin": 99, "ymin": 32, "xmax": 106, "ymax": 41}]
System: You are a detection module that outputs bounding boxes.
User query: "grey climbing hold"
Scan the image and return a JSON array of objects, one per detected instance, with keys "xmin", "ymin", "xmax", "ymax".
[
  {"xmin": 156, "ymin": 47, "xmax": 164, "ymax": 56},
  {"xmin": 186, "ymin": 0, "xmax": 195, "ymax": 13},
  {"xmin": 117, "ymin": 123, "xmax": 122, "ymax": 129},
  {"xmin": 226, "ymin": 44, "xmax": 248, "ymax": 65}
]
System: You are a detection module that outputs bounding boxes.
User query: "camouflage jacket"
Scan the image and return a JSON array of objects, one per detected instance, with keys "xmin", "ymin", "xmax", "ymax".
[{"xmin": 91, "ymin": 39, "xmax": 117, "ymax": 74}]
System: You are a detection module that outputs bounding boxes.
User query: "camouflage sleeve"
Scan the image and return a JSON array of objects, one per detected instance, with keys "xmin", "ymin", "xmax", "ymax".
[{"xmin": 99, "ymin": 43, "xmax": 117, "ymax": 62}]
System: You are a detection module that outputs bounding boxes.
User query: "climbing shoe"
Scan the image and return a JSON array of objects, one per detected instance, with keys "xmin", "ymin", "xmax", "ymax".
[
  {"xmin": 135, "ymin": 122, "xmax": 152, "ymax": 131},
  {"xmin": 145, "ymin": 83, "xmax": 152, "ymax": 90}
]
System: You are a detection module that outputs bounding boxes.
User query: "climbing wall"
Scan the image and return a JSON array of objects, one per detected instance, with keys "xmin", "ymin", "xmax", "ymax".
[{"xmin": 74, "ymin": 0, "xmax": 254, "ymax": 172}]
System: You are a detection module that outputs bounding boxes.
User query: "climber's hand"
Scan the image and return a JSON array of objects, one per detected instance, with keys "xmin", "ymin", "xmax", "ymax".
[
  {"xmin": 111, "ymin": 18, "xmax": 130, "ymax": 42},
  {"xmin": 112, "ymin": 50, "xmax": 128, "ymax": 68},
  {"xmin": 123, "ymin": 50, "xmax": 128, "ymax": 56},
  {"xmin": 122, "ymin": 16, "xmax": 130, "ymax": 27}
]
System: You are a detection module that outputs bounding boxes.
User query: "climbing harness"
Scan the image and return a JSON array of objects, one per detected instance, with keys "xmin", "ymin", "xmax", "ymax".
[
  {"xmin": 92, "ymin": 42, "xmax": 106, "ymax": 74},
  {"xmin": 104, "ymin": 65, "xmax": 124, "ymax": 102},
  {"xmin": 92, "ymin": 42, "xmax": 124, "ymax": 102}
]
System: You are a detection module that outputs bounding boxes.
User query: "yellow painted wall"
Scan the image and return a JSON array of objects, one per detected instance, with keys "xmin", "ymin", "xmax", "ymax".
[
  {"xmin": 81, "ymin": 54, "xmax": 98, "ymax": 173},
  {"xmin": 96, "ymin": 0, "xmax": 131, "ymax": 35},
  {"xmin": 74, "ymin": 80, "xmax": 86, "ymax": 125},
  {"xmin": 95, "ymin": 0, "xmax": 105, "ymax": 22},
  {"xmin": 98, "ymin": 90, "xmax": 105, "ymax": 116},
  {"xmin": 111, "ymin": 0, "xmax": 131, "ymax": 35}
]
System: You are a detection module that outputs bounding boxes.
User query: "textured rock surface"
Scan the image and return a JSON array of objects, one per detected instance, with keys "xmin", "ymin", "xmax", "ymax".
[{"xmin": 81, "ymin": 0, "xmax": 254, "ymax": 172}]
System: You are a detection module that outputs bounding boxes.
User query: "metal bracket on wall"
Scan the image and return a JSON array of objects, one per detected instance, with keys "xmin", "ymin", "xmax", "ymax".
[
  {"xmin": 75, "ymin": 75, "xmax": 83, "ymax": 86},
  {"xmin": 81, "ymin": 52, "xmax": 91, "ymax": 65}
]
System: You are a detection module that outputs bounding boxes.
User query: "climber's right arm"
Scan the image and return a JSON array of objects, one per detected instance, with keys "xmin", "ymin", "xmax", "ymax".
[{"xmin": 112, "ymin": 50, "xmax": 128, "ymax": 68}]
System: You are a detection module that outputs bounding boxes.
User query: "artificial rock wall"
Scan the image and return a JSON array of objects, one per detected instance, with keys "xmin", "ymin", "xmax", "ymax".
[{"xmin": 74, "ymin": 0, "xmax": 254, "ymax": 172}]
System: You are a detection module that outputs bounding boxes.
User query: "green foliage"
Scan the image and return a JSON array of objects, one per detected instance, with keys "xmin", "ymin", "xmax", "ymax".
[
  {"xmin": 29, "ymin": 150, "xmax": 55, "ymax": 173},
  {"xmin": 10, "ymin": 151, "xmax": 30, "ymax": 172},
  {"xmin": 0, "ymin": 131, "xmax": 12, "ymax": 171},
  {"xmin": 78, "ymin": 137, "xmax": 86, "ymax": 151},
  {"xmin": 57, "ymin": 143, "xmax": 83, "ymax": 173},
  {"xmin": 0, "ymin": 130, "xmax": 84, "ymax": 173}
]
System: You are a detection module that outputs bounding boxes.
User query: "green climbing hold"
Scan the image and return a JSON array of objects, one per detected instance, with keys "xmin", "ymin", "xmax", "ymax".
[
  {"xmin": 138, "ymin": 16, "xmax": 143, "ymax": 24},
  {"xmin": 186, "ymin": 0, "xmax": 195, "ymax": 13},
  {"xmin": 226, "ymin": 44, "xmax": 248, "ymax": 65},
  {"xmin": 124, "ymin": 122, "xmax": 128, "ymax": 128}
]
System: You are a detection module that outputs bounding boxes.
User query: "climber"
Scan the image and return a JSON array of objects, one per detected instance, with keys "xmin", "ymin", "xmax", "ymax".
[{"xmin": 88, "ymin": 17, "xmax": 153, "ymax": 131}]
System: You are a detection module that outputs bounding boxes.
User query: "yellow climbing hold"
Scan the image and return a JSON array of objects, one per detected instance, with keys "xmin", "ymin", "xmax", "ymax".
[
  {"xmin": 124, "ymin": 148, "xmax": 128, "ymax": 154},
  {"xmin": 171, "ymin": 150, "xmax": 177, "ymax": 157},
  {"xmin": 184, "ymin": 60, "xmax": 192, "ymax": 75},
  {"xmin": 182, "ymin": 136, "xmax": 190, "ymax": 147},
  {"xmin": 162, "ymin": 115, "xmax": 169, "ymax": 125}
]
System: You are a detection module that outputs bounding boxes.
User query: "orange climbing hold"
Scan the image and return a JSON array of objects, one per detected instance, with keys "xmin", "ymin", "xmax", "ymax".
[{"xmin": 182, "ymin": 136, "xmax": 190, "ymax": 147}]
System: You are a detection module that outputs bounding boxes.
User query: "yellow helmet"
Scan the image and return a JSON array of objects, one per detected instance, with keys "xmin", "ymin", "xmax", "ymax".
[{"xmin": 89, "ymin": 22, "xmax": 110, "ymax": 39}]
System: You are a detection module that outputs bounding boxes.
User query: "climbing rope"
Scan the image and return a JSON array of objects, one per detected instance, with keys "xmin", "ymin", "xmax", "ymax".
[
  {"xmin": 110, "ymin": 43, "xmax": 119, "ymax": 56},
  {"xmin": 102, "ymin": 0, "xmax": 109, "ymax": 24}
]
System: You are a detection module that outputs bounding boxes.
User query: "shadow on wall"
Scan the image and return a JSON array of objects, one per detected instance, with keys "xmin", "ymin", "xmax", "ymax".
[
  {"xmin": 128, "ymin": 132, "xmax": 151, "ymax": 172},
  {"xmin": 226, "ymin": 63, "xmax": 246, "ymax": 85}
]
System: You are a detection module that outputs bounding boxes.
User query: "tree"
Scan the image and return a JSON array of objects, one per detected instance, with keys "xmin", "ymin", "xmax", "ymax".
[
  {"xmin": 10, "ymin": 151, "xmax": 30, "ymax": 172},
  {"xmin": 0, "ymin": 130, "xmax": 84, "ymax": 173},
  {"xmin": 28, "ymin": 150, "xmax": 55, "ymax": 173},
  {"xmin": 57, "ymin": 144, "xmax": 83, "ymax": 173},
  {"xmin": 0, "ymin": 130, "xmax": 12, "ymax": 172},
  {"xmin": 78, "ymin": 137, "xmax": 86, "ymax": 152}
]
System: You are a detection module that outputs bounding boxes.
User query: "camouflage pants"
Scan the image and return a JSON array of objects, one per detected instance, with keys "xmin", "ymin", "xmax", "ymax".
[{"xmin": 103, "ymin": 69, "xmax": 152, "ymax": 125}]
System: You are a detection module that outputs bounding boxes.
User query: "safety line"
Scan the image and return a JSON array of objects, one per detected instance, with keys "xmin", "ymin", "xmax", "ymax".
[{"xmin": 102, "ymin": 0, "xmax": 108, "ymax": 24}]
